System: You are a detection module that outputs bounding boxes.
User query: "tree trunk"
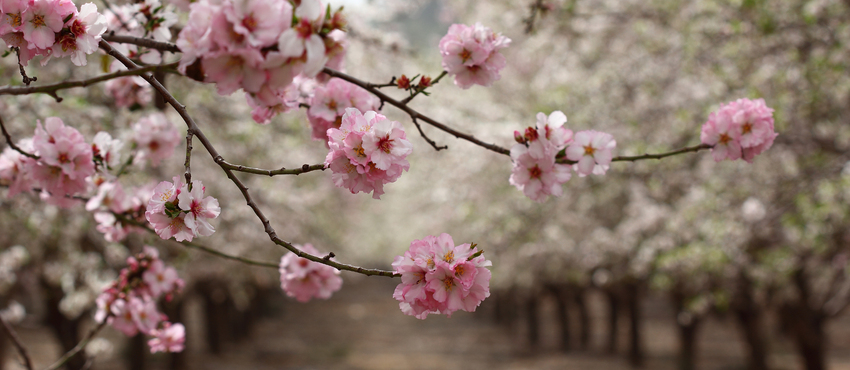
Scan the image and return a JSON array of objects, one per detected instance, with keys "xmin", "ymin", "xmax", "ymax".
[
  {"xmin": 626, "ymin": 283, "xmax": 645, "ymax": 368},
  {"xmin": 44, "ymin": 286, "xmax": 86, "ymax": 370},
  {"xmin": 548, "ymin": 285, "xmax": 571, "ymax": 352},
  {"xmin": 791, "ymin": 309, "xmax": 826, "ymax": 370},
  {"xmin": 606, "ymin": 289, "xmax": 619, "ymax": 353},
  {"xmin": 574, "ymin": 289, "xmax": 591, "ymax": 349},
  {"xmin": 732, "ymin": 276, "xmax": 769, "ymax": 370},
  {"xmin": 526, "ymin": 294, "xmax": 539, "ymax": 348},
  {"xmin": 129, "ymin": 333, "xmax": 147, "ymax": 370},
  {"xmin": 676, "ymin": 313, "xmax": 700, "ymax": 370}
]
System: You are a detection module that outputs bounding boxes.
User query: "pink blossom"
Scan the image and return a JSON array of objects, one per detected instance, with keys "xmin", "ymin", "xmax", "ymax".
[
  {"xmin": 129, "ymin": 296, "xmax": 161, "ymax": 334},
  {"xmin": 143, "ymin": 260, "xmax": 180, "ymax": 298},
  {"xmin": 29, "ymin": 117, "xmax": 94, "ymax": 199},
  {"xmin": 109, "ymin": 298, "xmax": 139, "ymax": 336},
  {"xmin": 21, "ymin": 0, "xmax": 64, "ymax": 49},
  {"xmin": 224, "ymin": 0, "xmax": 291, "ymax": 47},
  {"xmin": 324, "ymin": 108, "xmax": 409, "ymax": 199},
  {"xmin": 509, "ymin": 145, "xmax": 571, "ymax": 202},
  {"xmin": 203, "ymin": 47, "xmax": 266, "ymax": 95},
  {"xmin": 51, "ymin": 2, "xmax": 106, "ymax": 66},
  {"xmin": 276, "ymin": 0, "xmax": 327, "ymax": 77},
  {"xmin": 565, "ymin": 130, "xmax": 616, "ymax": 176},
  {"xmin": 308, "ymin": 78, "xmax": 378, "ymax": 142},
  {"xmin": 0, "ymin": 0, "xmax": 28, "ymax": 35},
  {"xmin": 148, "ymin": 212, "xmax": 194, "ymax": 242},
  {"xmin": 86, "ymin": 181, "xmax": 129, "ymax": 213},
  {"xmin": 279, "ymin": 244, "xmax": 343, "ymax": 302},
  {"xmin": 133, "ymin": 113, "xmax": 181, "ymax": 167},
  {"xmin": 94, "ymin": 212, "xmax": 131, "ymax": 242},
  {"xmin": 701, "ymin": 98, "xmax": 777, "ymax": 163},
  {"xmin": 439, "ymin": 23, "xmax": 511, "ymax": 89},
  {"xmin": 0, "ymin": 139, "xmax": 36, "ymax": 197},
  {"xmin": 527, "ymin": 111, "xmax": 572, "ymax": 159},
  {"xmin": 392, "ymin": 234, "xmax": 492, "ymax": 319},
  {"xmin": 177, "ymin": 180, "xmax": 221, "ymax": 237},
  {"xmin": 148, "ymin": 322, "xmax": 185, "ymax": 353},
  {"xmin": 105, "ymin": 77, "xmax": 153, "ymax": 108},
  {"xmin": 91, "ymin": 131, "xmax": 123, "ymax": 170}
]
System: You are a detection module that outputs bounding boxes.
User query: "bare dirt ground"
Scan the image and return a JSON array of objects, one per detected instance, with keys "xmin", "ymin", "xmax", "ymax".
[{"xmin": 6, "ymin": 276, "xmax": 850, "ymax": 370}]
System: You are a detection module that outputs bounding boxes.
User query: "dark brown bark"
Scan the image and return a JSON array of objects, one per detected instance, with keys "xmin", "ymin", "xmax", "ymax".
[
  {"xmin": 606, "ymin": 289, "xmax": 620, "ymax": 353},
  {"xmin": 525, "ymin": 294, "xmax": 540, "ymax": 348},
  {"xmin": 626, "ymin": 283, "xmax": 645, "ymax": 368},
  {"xmin": 574, "ymin": 289, "xmax": 591, "ymax": 349},
  {"xmin": 732, "ymin": 276, "xmax": 769, "ymax": 370},
  {"xmin": 547, "ymin": 285, "xmax": 572, "ymax": 352},
  {"xmin": 128, "ymin": 333, "xmax": 147, "ymax": 370},
  {"xmin": 677, "ymin": 316, "xmax": 700, "ymax": 370},
  {"xmin": 44, "ymin": 286, "xmax": 86, "ymax": 370}
]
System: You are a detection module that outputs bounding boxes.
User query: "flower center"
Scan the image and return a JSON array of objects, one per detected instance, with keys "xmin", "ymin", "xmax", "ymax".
[
  {"xmin": 7, "ymin": 13, "xmax": 22, "ymax": 27},
  {"xmin": 70, "ymin": 20, "xmax": 86, "ymax": 37},
  {"xmin": 529, "ymin": 165, "xmax": 542, "ymax": 179},
  {"xmin": 583, "ymin": 145, "xmax": 595, "ymax": 156},
  {"xmin": 442, "ymin": 276, "xmax": 455, "ymax": 291},
  {"xmin": 327, "ymin": 99, "xmax": 337, "ymax": 111},
  {"xmin": 742, "ymin": 122, "xmax": 752, "ymax": 134},
  {"xmin": 460, "ymin": 49, "xmax": 472, "ymax": 62},
  {"xmin": 378, "ymin": 137, "xmax": 393, "ymax": 153},
  {"xmin": 30, "ymin": 14, "xmax": 45, "ymax": 28},
  {"xmin": 242, "ymin": 14, "xmax": 258, "ymax": 32},
  {"xmin": 719, "ymin": 133, "xmax": 732, "ymax": 145}
]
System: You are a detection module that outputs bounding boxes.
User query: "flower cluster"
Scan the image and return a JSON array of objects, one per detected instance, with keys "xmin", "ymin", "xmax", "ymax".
[
  {"xmin": 438, "ymin": 22, "xmax": 511, "ymax": 89},
  {"xmin": 145, "ymin": 177, "xmax": 220, "ymax": 242},
  {"xmin": 176, "ymin": 0, "xmax": 347, "ymax": 117},
  {"xmin": 324, "ymin": 108, "xmax": 412, "ymax": 199},
  {"xmin": 307, "ymin": 77, "xmax": 379, "ymax": 142},
  {"xmin": 510, "ymin": 111, "xmax": 617, "ymax": 202},
  {"xmin": 278, "ymin": 244, "xmax": 342, "ymax": 302},
  {"xmin": 0, "ymin": 117, "xmax": 95, "ymax": 206},
  {"xmin": 87, "ymin": 178, "xmax": 149, "ymax": 242},
  {"xmin": 392, "ymin": 233, "xmax": 492, "ymax": 319},
  {"xmin": 0, "ymin": 0, "xmax": 107, "ymax": 66},
  {"xmin": 132, "ymin": 112, "xmax": 181, "ymax": 167},
  {"xmin": 95, "ymin": 246, "xmax": 186, "ymax": 353},
  {"xmin": 700, "ymin": 98, "xmax": 777, "ymax": 163},
  {"xmin": 246, "ymin": 75, "xmax": 316, "ymax": 124}
]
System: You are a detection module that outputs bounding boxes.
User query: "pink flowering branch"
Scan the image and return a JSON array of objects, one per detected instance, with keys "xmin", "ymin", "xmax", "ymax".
[
  {"xmin": 0, "ymin": 62, "xmax": 178, "ymax": 102},
  {"xmin": 0, "ymin": 315, "xmax": 33, "ymax": 370},
  {"xmin": 99, "ymin": 40, "xmax": 398, "ymax": 278},
  {"xmin": 400, "ymin": 70, "xmax": 448, "ymax": 104},
  {"xmin": 44, "ymin": 320, "xmax": 108, "ymax": 370},
  {"xmin": 0, "ymin": 115, "xmax": 39, "ymax": 159},
  {"xmin": 322, "ymin": 67, "xmax": 512, "ymax": 156},
  {"xmin": 102, "ymin": 33, "xmax": 181, "ymax": 53},
  {"xmin": 217, "ymin": 160, "xmax": 327, "ymax": 176}
]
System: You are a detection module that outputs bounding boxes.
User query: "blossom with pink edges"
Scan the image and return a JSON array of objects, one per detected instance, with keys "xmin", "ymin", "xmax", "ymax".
[
  {"xmin": 392, "ymin": 233, "xmax": 492, "ymax": 319},
  {"xmin": 439, "ymin": 22, "xmax": 511, "ymax": 89},
  {"xmin": 28, "ymin": 117, "xmax": 94, "ymax": 200},
  {"xmin": 308, "ymin": 78, "xmax": 379, "ymax": 142},
  {"xmin": 133, "ymin": 112, "xmax": 181, "ymax": 167},
  {"xmin": 148, "ymin": 323, "xmax": 186, "ymax": 353},
  {"xmin": 96, "ymin": 248, "xmax": 186, "ymax": 353},
  {"xmin": 566, "ymin": 130, "xmax": 617, "ymax": 176},
  {"xmin": 177, "ymin": 180, "xmax": 221, "ymax": 237},
  {"xmin": 51, "ymin": 2, "xmax": 107, "ymax": 66},
  {"xmin": 279, "ymin": 244, "xmax": 343, "ymax": 302},
  {"xmin": 324, "ymin": 108, "xmax": 411, "ymax": 199},
  {"xmin": 509, "ymin": 145, "xmax": 572, "ymax": 202},
  {"xmin": 0, "ymin": 138, "xmax": 36, "ymax": 197},
  {"xmin": 701, "ymin": 98, "xmax": 777, "ymax": 163}
]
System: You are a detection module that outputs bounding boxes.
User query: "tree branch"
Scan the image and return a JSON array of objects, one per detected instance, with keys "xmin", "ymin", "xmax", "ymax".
[
  {"xmin": 44, "ymin": 321, "xmax": 107, "ymax": 370},
  {"xmin": 0, "ymin": 315, "xmax": 33, "ymax": 370},
  {"xmin": 322, "ymin": 67, "xmax": 512, "ymax": 156},
  {"xmin": 183, "ymin": 129, "xmax": 194, "ymax": 186},
  {"xmin": 99, "ymin": 40, "xmax": 398, "ymax": 278},
  {"xmin": 102, "ymin": 33, "xmax": 182, "ymax": 53},
  {"xmin": 400, "ymin": 70, "xmax": 448, "ymax": 104},
  {"xmin": 0, "ymin": 62, "xmax": 178, "ymax": 101},
  {"xmin": 0, "ymin": 114, "xmax": 39, "ymax": 159},
  {"xmin": 216, "ymin": 159, "xmax": 327, "ymax": 176},
  {"xmin": 13, "ymin": 47, "xmax": 36, "ymax": 86},
  {"xmin": 611, "ymin": 143, "xmax": 713, "ymax": 162}
]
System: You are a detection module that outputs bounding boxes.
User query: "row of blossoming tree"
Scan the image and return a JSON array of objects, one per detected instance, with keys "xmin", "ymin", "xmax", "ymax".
[{"xmin": 3, "ymin": 0, "xmax": 842, "ymax": 368}]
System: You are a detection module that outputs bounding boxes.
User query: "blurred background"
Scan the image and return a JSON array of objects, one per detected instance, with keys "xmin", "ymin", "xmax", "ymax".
[{"xmin": 1, "ymin": 0, "xmax": 850, "ymax": 369}]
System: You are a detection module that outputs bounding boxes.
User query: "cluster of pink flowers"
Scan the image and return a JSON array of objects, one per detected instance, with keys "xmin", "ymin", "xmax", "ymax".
[
  {"xmin": 0, "ymin": 0, "xmax": 107, "ymax": 66},
  {"xmin": 700, "ymin": 98, "xmax": 777, "ymax": 163},
  {"xmin": 246, "ymin": 75, "xmax": 316, "ymax": 124},
  {"xmin": 278, "ymin": 244, "xmax": 342, "ymax": 302},
  {"xmin": 176, "ymin": 0, "xmax": 347, "ymax": 119},
  {"xmin": 307, "ymin": 77, "xmax": 379, "ymax": 142},
  {"xmin": 510, "ymin": 111, "xmax": 617, "ymax": 202},
  {"xmin": 438, "ymin": 22, "xmax": 511, "ymax": 89},
  {"xmin": 132, "ymin": 112, "xmax": 181, "ymax": 167},
  {"xmin": 145, "ymin": 177, "xmax": 220, "ymax": 242},
  {"xmin": 0, "ymin": 117, "xmax": 95, "ymax": 206},
  {"xmin": 392, "ymin": 233, "xmax": 492, "ymax": 319},
  {"xmin": 324, "ymin": 108, "xmax": 412, "ymax": 199},
  {"xmin": 95, "ymin": 246, "xmax": 186, "ymax": 353},
  {"xmin": 87, "ymin": 177, "xmax": 150, "ymax": 242}
]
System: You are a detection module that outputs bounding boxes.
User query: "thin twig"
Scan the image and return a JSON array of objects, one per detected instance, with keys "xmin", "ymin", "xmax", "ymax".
[
  {"xmin": 183, "ymin": 130, "xmax": 194, "ymax": 186},
  {"xmin": 410, "ymin": 117, "xmax": 447, "ymax": 151},
  {"xmin": 0, "ymin": 316, "xmax": 33, "ymax": 370},
  {"xmin": 0, "ymin": 62, "xmax": 178, "ymax": 101},
  {"xmin": 611, "ymin": 143, "xmax": 713, "ymax": 162},
  {"xmin": 216, "ymin": 159, "xmax": 327, "ymax": 177},
  {"xmin": 44, "ymin": 321, "xmax": 108, "ymax": 370},
  {"xmin": 100, "ymin": 40, "xmax": 399, "ymax": 278},
  {"xmin": 400, "ymin": 71, "xmax": 448, "ymax": 104},
  {"xmin": 322, "ymin": 67, "xmax": 512, "ymax": 156},
  {"xmin": 366, "ymin": 76, "xmax": 397, "ymax": 89},
  {"xmin": 102, "ymin": 34, "xmax": 181, "ymax": 53},
  {"xmin": 0, "ymin": 115, "xmax": 38, "ymax": 159},
  {"xmin": 13, "ymin": 47, "xmax": 36, "ymax": 86}
]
